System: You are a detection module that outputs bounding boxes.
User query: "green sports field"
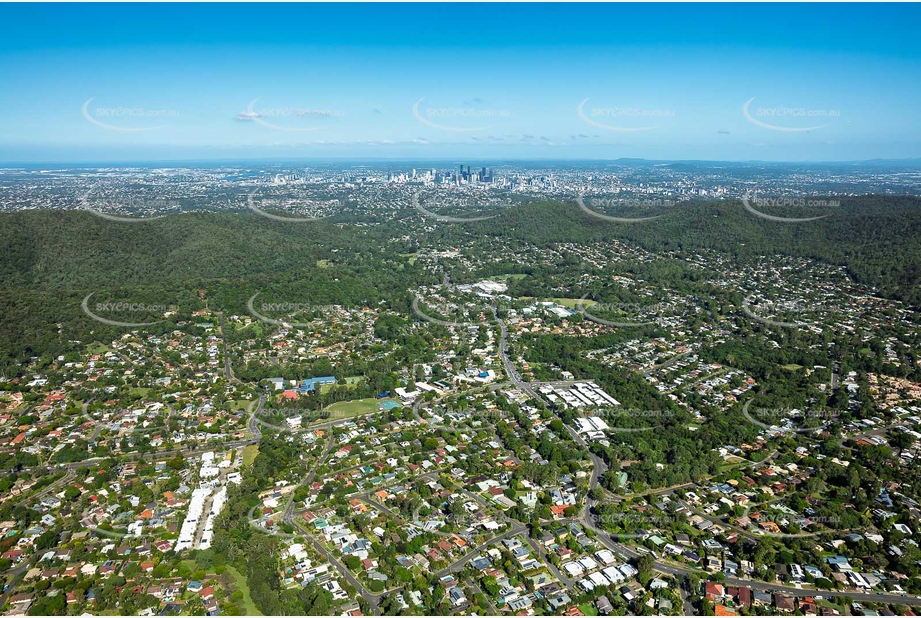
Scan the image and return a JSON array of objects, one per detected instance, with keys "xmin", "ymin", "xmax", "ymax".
[{"xmin": 312, "ymin": 397, "xmax": 395, "ymax": 422}]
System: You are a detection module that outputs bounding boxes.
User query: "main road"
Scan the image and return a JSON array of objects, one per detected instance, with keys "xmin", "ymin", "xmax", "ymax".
[
  {"xmin": 489, "ymin": 304, "xmax": 921, "ymax": 610},
  {"xmin": 492, "ymin": 306, "xmax": 540, "ymax": 401},
  {"xmin": 574, "ymin": 454, "xmax": 921, "ymax": 609},
  {"xmin": 218, "ymin": 311, "xmax": 237, "ymax": 383}
]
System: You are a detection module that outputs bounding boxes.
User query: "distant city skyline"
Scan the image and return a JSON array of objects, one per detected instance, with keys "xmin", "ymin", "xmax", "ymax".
[{"xmin": 1, "ymin": 3, "xmax": 920, "ymax": 163}]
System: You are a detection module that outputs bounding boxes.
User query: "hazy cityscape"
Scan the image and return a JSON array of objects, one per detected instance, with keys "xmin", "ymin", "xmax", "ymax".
[{"xmin": 3, "ymin": 160, "xmax": 920, "ymax": 221}]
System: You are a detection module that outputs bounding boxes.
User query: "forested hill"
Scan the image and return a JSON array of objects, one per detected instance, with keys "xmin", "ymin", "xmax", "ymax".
[
  {"xmin": 1, "ymin": 195, "xmax": 920, "ymax": 374},
  {"xmin": 5, "ymin": 196, "xmax": 919, "ymax": 296},
  {"xmin": 443, "ymin": 195, "xmax": 921, "ymax": 307},
  {"xmin": 0, "ymin": 209, "xmax": 358, "ymax": 289},
  {"xmin": 0, "ymin": 209, "xmax": 429, "ymax": 374}
]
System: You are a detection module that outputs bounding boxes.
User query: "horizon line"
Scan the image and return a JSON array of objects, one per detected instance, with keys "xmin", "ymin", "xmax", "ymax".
[{"xmin": 2, "ymin": 156, "xmax": 921, "ymax": 168}]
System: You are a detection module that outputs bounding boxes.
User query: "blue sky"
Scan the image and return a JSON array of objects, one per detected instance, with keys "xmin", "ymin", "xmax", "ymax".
[{"xmin": 1, "ymin": 3, "xmax": 919, "ymax": 163}]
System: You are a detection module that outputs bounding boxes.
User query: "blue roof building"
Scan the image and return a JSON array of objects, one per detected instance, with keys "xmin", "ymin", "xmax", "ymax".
[{"xmin": 299, "ymin": 376, "xmax": 336, "ymax": 393}]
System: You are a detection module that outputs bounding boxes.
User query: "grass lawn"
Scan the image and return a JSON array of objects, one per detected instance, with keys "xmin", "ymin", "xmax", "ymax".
[
  {"xmin": 223, "ymin": 565, "xmax": 262, "ymax": 616},
  {"xmin": 182, "ymin": 558, "xmax": 261, "ymax": 616},
  {"xmin": 317, "ymin": 259, "xmax": 331, "ymax": 268},
  {"xmin": 321, "ymin": 398, "xmax": 384, "ymax": 420},
  {"xmin": 228, "ymin": 399, "xmax": 251, "ymax": 412},
  {"xmin": 717, "ymin": 457, "xmax": 750, "ymax": 473},
  {"xmin": 237, "ymin": 320, "xmax": 263, "ymax": 338},
  {"xmin": 398, "ymin": 253, "xmax": 418, "ymax": 265},
  {"xmin": 554, "ymin": 297, "xmax": 594, "ymax": 309},
  {"xmin": 130, "ymin": 387, "xmax": 151, "ymax": 397},
  {"xmin": 517, "ymin": 296, "xmax": 596, "ymax": 308},
  {"xmin": 578, "ymin": 603, "xmax": 599, "ymax": 616},
  {"xmin": 817, "ymin": 599, "xmax": 847, "ymax": 614},
  {"xmin": 242, "ymin": 444, "xmax": 259, "ymax": 467},
  {"xmin": 781, "ymin": 363, "xmax": 804, "ymax": 370},
  {"xmin": 319, "ymin": 376, "xmax": 363, "ymax": 394},
  {"xmin": 87, "ymin": 342, "xmax": 111, "ymax": 355}
]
